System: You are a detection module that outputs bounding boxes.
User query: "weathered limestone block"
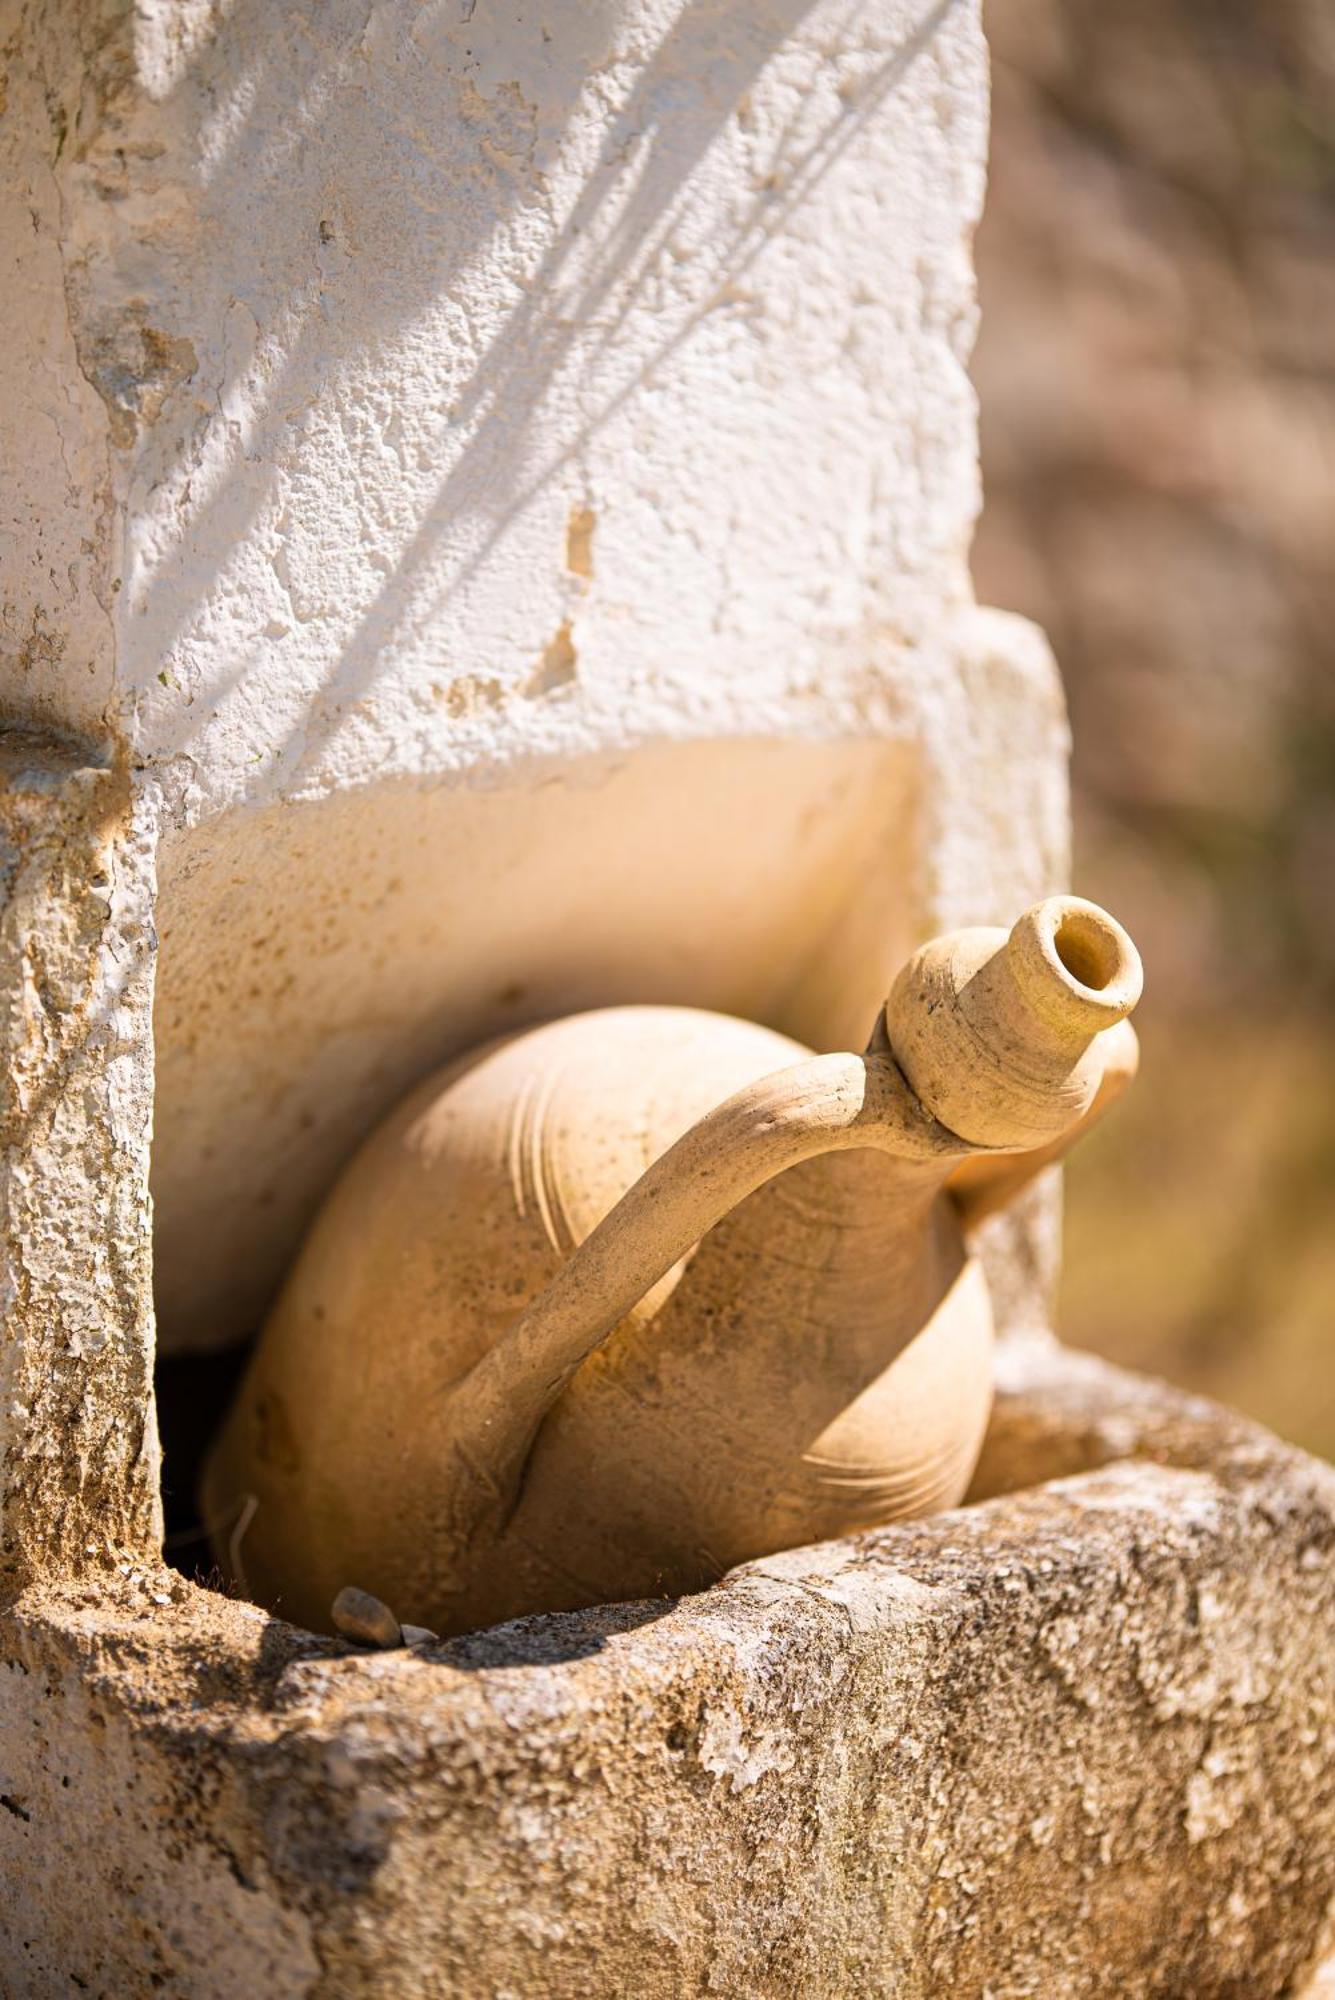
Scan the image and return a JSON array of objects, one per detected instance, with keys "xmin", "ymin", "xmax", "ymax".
[
  {"xmin": 0, "ymin": 729, "xmax": 159, "ymax": 1585},
  {"xmin": 1, "ymin": 1341, "xmax": 1332, "ymax": 1997}
]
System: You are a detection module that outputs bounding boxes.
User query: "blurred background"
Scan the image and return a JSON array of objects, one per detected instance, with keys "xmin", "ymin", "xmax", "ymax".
[{"xmin": 972, "ymin": 0, "xmax": 1335, "ymax": 1458}]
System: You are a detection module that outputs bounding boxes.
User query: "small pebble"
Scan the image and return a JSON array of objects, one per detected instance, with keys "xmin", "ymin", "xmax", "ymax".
[
  {"xmin": 331, "ymin": 1585, "xmax": 403, "ymax": 1649},
  {"xmin": 400, "ymin": 1624, "xmax": 439, "ymax": 1648}
]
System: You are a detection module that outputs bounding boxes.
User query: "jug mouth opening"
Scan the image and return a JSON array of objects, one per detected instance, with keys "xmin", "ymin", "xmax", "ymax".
[
  {"xmin": 1010, "ymin": 897, "xmax": 1143, "ymax": 1036},
  {"xmin": 1053, "ymin": 906, "xmax": 1124, "ymax": 992}
]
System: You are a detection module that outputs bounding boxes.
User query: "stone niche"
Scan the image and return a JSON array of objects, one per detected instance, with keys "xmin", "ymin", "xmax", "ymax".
[{"xmin": 1, "ymin": 1, "xmax": 1332, "ymax": 1994}]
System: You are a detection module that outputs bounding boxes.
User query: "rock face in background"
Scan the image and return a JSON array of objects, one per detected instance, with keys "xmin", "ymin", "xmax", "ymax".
[{"xmin": 974, "ymin": 0, "xmax": 1335, "ymax": 1458}]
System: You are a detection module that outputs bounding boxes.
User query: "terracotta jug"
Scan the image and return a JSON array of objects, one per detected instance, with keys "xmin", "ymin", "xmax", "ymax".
[{"xmin": 203, "ymin": 896, "xmax": 1142, "ymax": 1636}]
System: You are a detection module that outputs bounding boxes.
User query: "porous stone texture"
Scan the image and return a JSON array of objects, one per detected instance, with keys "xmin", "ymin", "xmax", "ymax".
[
  {"xmin": 0, "ymin": 728, "xmax": 160, "ymax": 1585},
  {"xmin": 4, "ymin": 0, "xmax": 987, "ymax": 777},
  {"xmin": 2, "ymin": 1340, "xmax": 1333, "ymax": 1997}
]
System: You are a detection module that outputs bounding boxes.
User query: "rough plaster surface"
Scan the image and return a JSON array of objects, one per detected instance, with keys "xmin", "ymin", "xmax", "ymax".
[
  {"xmin": 3, "ymin": 0, "xmax": 987, "ymax": 803},
  {"xmin": 2, "ymin": 1342, "xmax": 1332, "ymax": 1998}
]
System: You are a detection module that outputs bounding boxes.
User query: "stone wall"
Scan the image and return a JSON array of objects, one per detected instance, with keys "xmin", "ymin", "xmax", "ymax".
[{"xmin": 0, "ymin": 730, "xmax": 159, "ymax": 1585}]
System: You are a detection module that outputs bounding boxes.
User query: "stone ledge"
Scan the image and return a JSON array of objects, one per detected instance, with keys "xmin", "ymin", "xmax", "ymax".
[{"xmin": 2, "ymin": 1341, "xmax": 1332, "ymax": 1998}]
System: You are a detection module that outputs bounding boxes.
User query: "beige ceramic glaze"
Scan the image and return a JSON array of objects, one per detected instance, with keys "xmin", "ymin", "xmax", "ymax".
[{"xmin": 203, "ymin": 898, "xmax": 1142, "ymax": 1636}]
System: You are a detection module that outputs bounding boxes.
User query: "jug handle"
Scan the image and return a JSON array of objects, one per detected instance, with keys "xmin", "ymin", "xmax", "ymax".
[{"xmin": 435, "ymin": 1044, "xmax": 960, "ymax": 1559}]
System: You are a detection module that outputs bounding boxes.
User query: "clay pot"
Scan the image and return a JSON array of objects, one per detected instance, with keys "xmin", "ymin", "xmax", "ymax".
[{"xmin": 203, "ymin": 896, "xmax": 1142, "ymax": 1635}]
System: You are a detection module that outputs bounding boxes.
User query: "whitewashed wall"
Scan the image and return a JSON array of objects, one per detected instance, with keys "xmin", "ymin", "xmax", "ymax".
[{"xmin": 2, "ymin": 0, "xmax": 1066, "ymax": 1354}]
